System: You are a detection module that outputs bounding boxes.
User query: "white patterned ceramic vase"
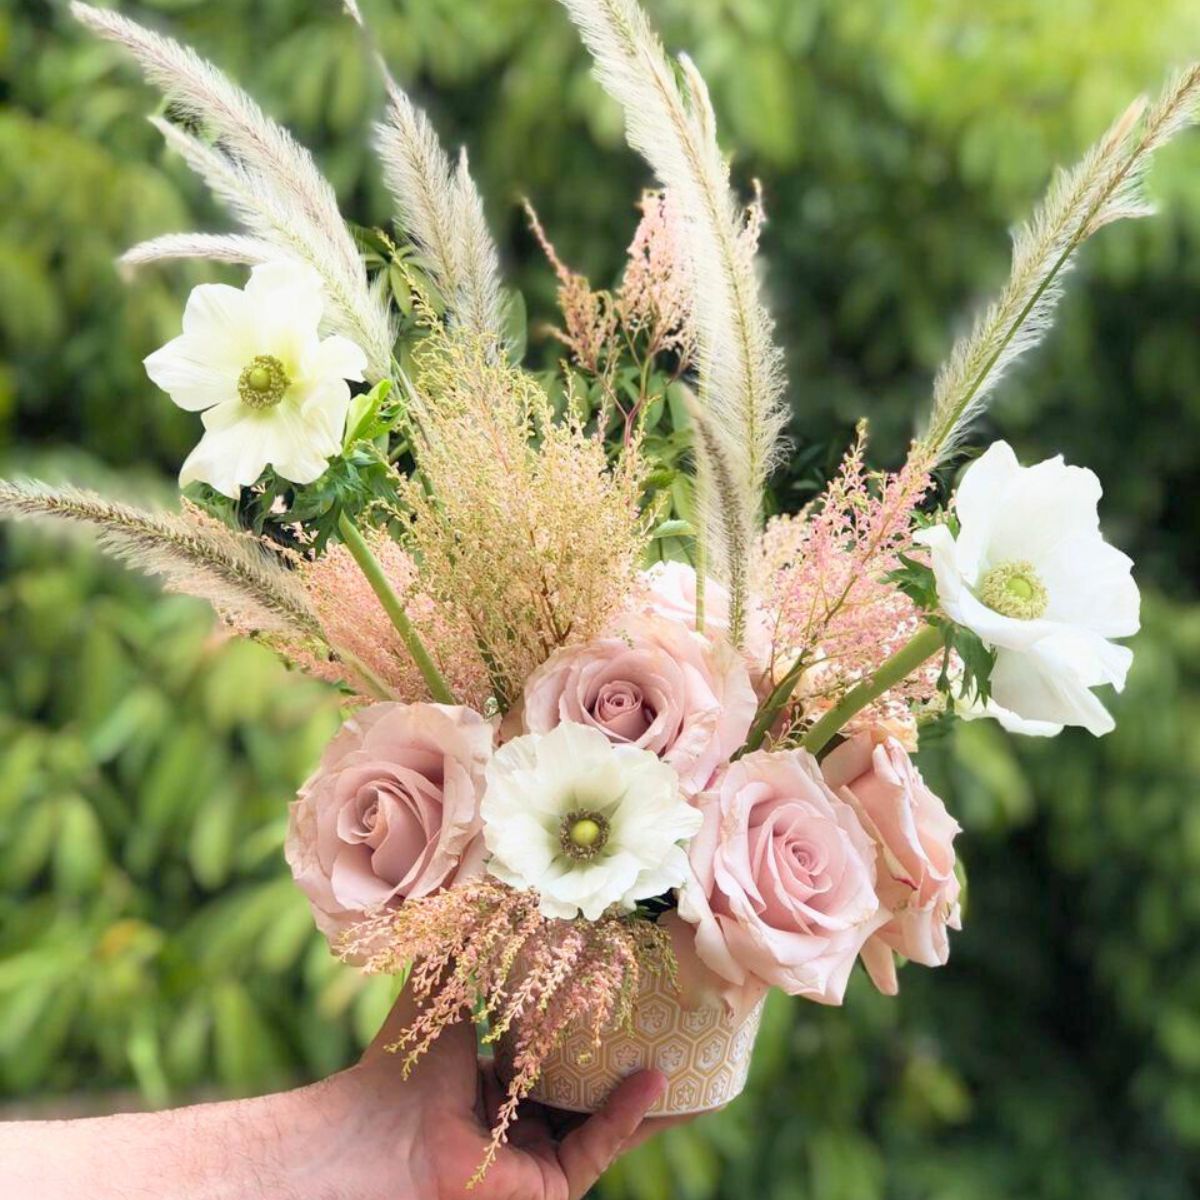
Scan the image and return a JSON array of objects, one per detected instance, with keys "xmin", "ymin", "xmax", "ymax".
[{"xmin": 504, "ymin": 972, "xmax": 765, "ymax": 1116}]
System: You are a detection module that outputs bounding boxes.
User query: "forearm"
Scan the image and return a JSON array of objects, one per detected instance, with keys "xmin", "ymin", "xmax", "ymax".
[{"xmin": 0, "ymin": 1078, "xmax": 386, "ymax": 1200}]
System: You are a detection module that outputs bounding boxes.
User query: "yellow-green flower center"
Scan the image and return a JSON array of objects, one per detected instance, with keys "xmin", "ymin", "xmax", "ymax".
[
  {"xmin": 559, "ymin": 810, "xmax": 609, "ymax": 862},
  {"xmin": 237, "ymin": 355, "xmax": 290, "ymax": 410},
  {"xmin": 978, "ymin": 560, "xmax": 1049, "ymax": 620}
]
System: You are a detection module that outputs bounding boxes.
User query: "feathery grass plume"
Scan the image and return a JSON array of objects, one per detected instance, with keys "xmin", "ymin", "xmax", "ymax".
[
  {"xmin": 340, "ymin": 1, "xmax": 504, "ymax": 343},
  {"xmin": 119, "ymin": 232, "xmax": 277, "ymax": 275},
  {"xmin": 72, "ymin": 2, "xmax": 394, "ymax": 380},
  {"xmin": 686, "ymin": 391, "xmax": 753, "ymax": 639},
  {"xmin": 398, "ymin": 326, "xmax": 648, "ymax": 709},
  {"xmin": 0, "ymin": 481, "xmax": 318, "ymax": 638},
  {"xmin": 558, "ymin": 0, "xmax": 787, "ymax": 645},
  {"xmin": 921, "ymin": 64, "xmax": 1200, "ymax": 462},
  {"xmin": 342, "ymin": 881, "xmax": 676, "ymax": 1183}
]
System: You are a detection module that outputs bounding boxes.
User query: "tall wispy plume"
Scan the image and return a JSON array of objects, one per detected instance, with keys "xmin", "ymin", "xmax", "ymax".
[
  {"xmin": 118, "ymin": 232, "xmax": 276, "ymax": 276},
  {"xmin": 557, "ymin": 0, "xmax": 787, "ymax": 645},
  {"xmin": 921, "ymin": 64, "xmax": 1200, "ymax": 463},
  {"xmin": 341, "ymin": 1, "xmax": 505, "ymax": 344},
  {"xmin": 72, "ymin": 2, "xmax": 394, "ymax": 381},
  {"xmin": 0, "ymin": 481, "xmax": 318, "ymax": 638}
]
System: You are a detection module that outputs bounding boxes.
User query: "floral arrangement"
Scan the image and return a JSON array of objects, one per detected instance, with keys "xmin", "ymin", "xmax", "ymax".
[{"xmin": 3, "ymin": 0, "xmax": 1192, "ymax": 1182}]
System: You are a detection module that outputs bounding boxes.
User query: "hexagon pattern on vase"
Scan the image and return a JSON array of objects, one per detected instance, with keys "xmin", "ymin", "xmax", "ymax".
[{"xmin": 503, "ymin": 970, "xmax": 764, "ymax": 1116}]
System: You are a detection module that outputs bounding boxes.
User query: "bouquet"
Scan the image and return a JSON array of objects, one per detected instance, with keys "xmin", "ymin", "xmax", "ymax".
[{"xmin": 4, "ymin": 0, "xmax": 1191, "ymax": 1182}]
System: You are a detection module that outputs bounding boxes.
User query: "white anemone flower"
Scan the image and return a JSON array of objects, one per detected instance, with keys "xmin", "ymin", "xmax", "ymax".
[
  {"xmin": 915, "ymin": 441, "xmax": 1139, "ymax": 736},
  {"xmin": 481, "ymin": 722, "xmax": 703, "ymax": 921},
  {"xmin": 145, "ymin": 261, "xmax": 368, "ymax": 497}
]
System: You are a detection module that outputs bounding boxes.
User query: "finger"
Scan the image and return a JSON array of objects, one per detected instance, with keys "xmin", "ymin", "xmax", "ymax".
[
  {"xmin": 620, "ymin": 1112, "xmax": 695, "ymax": 1152},
  {"xmin": 558, "ymin": 1070, "xmax": 667, "ymax": 1200},
  {"xmin": 478, "ymin": 1058, "xmax": 506, "ymax": 1124}
]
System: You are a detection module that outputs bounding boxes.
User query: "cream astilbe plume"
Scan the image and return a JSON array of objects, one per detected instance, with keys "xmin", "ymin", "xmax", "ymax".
[
  {"xmin": 0, "ymin": 481, "xmax": 318, "ymax": 638},
  {"xmin": 399, "ymin": 328, "xmax": 648, "ymax": 709},
  {"xmin": 558, "ymin": 0, "xmax": 787, "ymax": 645},
  {"xmin": 341, "ymin": 1, "xmax": 504, "ymax": 343},
  {"xmin": 921, "ymin": 64, "xmax": 1200, "ymax": 463},
  {"xmin": 71, "ymin": 2, "xmax": 394, "ymax": 381}
]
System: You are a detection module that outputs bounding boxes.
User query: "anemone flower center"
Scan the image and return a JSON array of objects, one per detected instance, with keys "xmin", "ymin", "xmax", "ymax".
[
  {"xmin": 558, "ymin": 810, "xmax": 610, "ymax": 862},
  {"xmin": 977, "ymin": 560, "xmax": 1049, "ymax": 620},
  {"xmin": 237, "ymin": 354, "xmax": 290, "ymax": 410}
]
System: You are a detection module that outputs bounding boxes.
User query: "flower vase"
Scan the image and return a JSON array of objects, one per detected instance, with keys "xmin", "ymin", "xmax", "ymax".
[{"xmin": 499, "ymin": 970, "xmax": 765, "ymax": 1117}]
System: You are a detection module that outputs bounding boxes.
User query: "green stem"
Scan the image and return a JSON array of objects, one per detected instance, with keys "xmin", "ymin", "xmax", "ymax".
[
  {"xmin": 740, "ymin": 652, "xmax": 811, "ymax": 756},
  {"xmin": 336, "ymin": 511, "xmax": 455, "ymax": 705},
  {"xmin": 693, "ymin": 474, "xmax": 707, "ymax": 635},
  {"xmin": 801, "ymin": 623, "xmax": 946, "ymax": 758},
  {"xmin": 331, "ymin": 645, "xmax": 394, "ymax": 703}
]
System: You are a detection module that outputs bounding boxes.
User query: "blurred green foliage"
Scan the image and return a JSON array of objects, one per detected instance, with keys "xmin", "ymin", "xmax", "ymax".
[{"xmin": 2, "ymin": 0, "xmax": 1200, "ymax": 1196}]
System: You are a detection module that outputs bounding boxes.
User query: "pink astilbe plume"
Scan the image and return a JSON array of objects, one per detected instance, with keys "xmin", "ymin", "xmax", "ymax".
[
  {"xmin": 342, "ymin": 881, "xmax": 675, "ymax": 1185},
  {"xmin": 523, "ymin": 200, "xmax": 617, "ymax": 372},
  {"xmin": 285, "ymin": 536, "xmax": 491, "ymax": 705},
  {"xmin": 616, "ymin": 189, "xmax": 696, "ymax": 366},
  {"xmin": 756, "ymin": 426, "xmax": 940, "ymax": 740}
]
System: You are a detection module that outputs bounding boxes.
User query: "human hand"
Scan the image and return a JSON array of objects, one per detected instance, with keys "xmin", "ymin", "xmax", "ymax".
[
  {"xmin": 308, "ymin": 987, "xmax": 683, "ymax": 1200},
  {"xmin": 0, "ymin": 988, "xmax": 683, "ymax": 1200}
]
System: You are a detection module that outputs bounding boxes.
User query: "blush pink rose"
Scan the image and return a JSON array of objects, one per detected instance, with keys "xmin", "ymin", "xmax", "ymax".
[
  {"xmin": 514, "ymin": 611, "xmax": 756, "ymax": 793},
  {"xmin": 659, "ymin": 911, "xmax": 768, "ymax": 1028},
  {"xmin": 822, "ymin": 733, "xmax": 962, "ymax": 995},
  {"xmin": 285, "ymin": 702, "xmax": 493, "ymax": 941},
  {"xmin": 677, "ymin": 749, "xmax": 887, "ymax": 1005},
  {"xmin": 641, "ymin": 561, "xmax": 773, "ymax": 691}
]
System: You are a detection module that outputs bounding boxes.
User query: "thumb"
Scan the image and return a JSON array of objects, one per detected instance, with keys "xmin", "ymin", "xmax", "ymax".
[
  {"xmin": 362, "ymin": 982, "xmax": 423, "ymax": 1063},
  {"xmin": 362, "ymin": 981, "xmax": 480, "ymax": 1107},
  {"xmin": 558, "ymin": 1070, "xmax": 667, "ymax": 1200}
]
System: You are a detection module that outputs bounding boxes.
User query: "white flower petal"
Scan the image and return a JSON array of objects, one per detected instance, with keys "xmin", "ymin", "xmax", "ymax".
[
  {"xmin": 957, "ymin": 691, "xmax": 1063, "ymax": 737},
  {"xmin": 983, "ymin": 455, "xmax": 1103, "ymax": 571},
  {"xmin": 990, "ymin": 641, "xmax": 1116, "ymax": 736},
  {"xmin": 144, "ymin": 335, "xmax": 239, "ymax": 412},
  {"xmin": 914, "ymin": 523, "xmax": 970, "ymax": 614},
  {"xmin": 258, "ymin": 410, "xmax": 339, "ymax": 485},
  {"xmin": 179, "ymin": 412, "xmax": 271, "ymax": 498},
  {"xmin": 179, "ymin": 282, "xmax": 256, "ymax": 362},
  {"xmin": 243, "ymin": 261, "xmax": 325, "ymax": 349},
  {"xmin": 952, "ymin": 440, "xmax": 1020, "ymax": 574},
  {"xmin": 1040, "ymin": 536, "xmax": 1140, "ymax": 638},
  {"xmin": 306, "ymin": 334, "xmax": 369, "ymax": 384},
  {"xmin": 940, "ymin": 584, "xmax": 1059, "ymax": 653}
]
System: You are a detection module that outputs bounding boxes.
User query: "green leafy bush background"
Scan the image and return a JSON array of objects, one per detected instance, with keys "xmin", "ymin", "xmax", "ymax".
[{"xmin": 3, "ymin": 1, "xmax": 1200, "ymax": 1195}]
